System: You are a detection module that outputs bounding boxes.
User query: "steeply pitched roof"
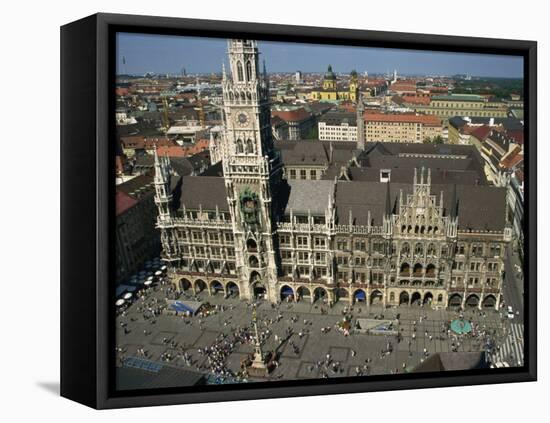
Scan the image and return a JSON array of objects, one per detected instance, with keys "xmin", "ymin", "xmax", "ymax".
[
  {"xmin": 450, "ymin": 184, "xmax": 507, "ymax": 231},
  {"xmin": 116, "ymin": 190, "xmax": 138, "ymax": 216},
  {"xmin": 470, "ymin": 125, "xmax": 492, "ymax": 141},
  {"xmin": 117, "ymin": 174, "xmax": 155, "ymax": 199},
  {"xmin": 279, "ymin": 141, "xmax": 329, "ymax": 166},
  {"xmin": 179, "ymin": 176, "xmax": 229, "ymax": 211},
  {"xmin": 284, "ymin": 180, "xmax": 334, "ymax": 215},
  {"xmin": 156, "ymin": 145, "xmax": 187, "ymax": 157},
  {"xmin": 333, "ymin": 180, "xmax": 506, "ymax": 231},
  {"xmin": 352, "ymin": 142, "xmax": 488, "ymax": 185},
  {"xmin": 335, "ymin": 181, "xmax": 406, "ymax": 226}
]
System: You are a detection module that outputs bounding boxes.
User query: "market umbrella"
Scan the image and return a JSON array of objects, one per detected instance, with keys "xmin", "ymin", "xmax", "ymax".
[
  {"xmin": 116, "ymin": 299, "xmax": 125, "ymax": 307},
  {"xmin": 123, "ymin": 292, "xmax": 133, "ymax": 300},
  {"xmin": 144, "ymin": 280, "xmax": 153, "ymax": 287}
]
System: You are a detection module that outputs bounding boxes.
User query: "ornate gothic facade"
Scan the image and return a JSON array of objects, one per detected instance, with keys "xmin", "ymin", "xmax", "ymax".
[{"xmin": 154, "ymin": 39, "xmax": 512, "ymax": 310}]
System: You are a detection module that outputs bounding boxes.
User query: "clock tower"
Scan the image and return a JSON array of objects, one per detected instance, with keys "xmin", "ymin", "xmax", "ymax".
[{"xmin": 220, "ymin": 39, "xmax": 282, "ymax": 302}]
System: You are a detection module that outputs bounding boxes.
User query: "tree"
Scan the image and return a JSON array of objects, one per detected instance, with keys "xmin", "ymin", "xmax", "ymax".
[
  {"xmin": 302, "ymin": 126, "xmax": 318, "ymax": 140},
  {"xmin": 423, "ymin": 135, "xmax": 444, "ymax": 144}
]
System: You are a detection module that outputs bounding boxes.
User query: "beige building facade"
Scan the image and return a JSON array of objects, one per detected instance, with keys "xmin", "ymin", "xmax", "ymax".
[{"xmin": 365, "ymin": 113, "xmax": 443, "ymax": 143}]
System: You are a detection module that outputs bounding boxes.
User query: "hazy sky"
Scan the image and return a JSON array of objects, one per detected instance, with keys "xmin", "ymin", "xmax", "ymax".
[{"xmin": 116, "ymin": 32, "xmax": 523, "ymax": 78}]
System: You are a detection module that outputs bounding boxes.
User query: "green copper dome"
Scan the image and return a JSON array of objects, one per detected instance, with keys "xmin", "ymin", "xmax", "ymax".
[{"xmin": 324, "ymin": 64, "xmax": 336, "ymax": 80}]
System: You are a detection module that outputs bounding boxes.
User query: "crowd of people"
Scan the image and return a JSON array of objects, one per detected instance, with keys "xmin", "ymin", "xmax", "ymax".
[{"xmin": 115, "ymin": 271, "xmax": 520, "ymax": 382}]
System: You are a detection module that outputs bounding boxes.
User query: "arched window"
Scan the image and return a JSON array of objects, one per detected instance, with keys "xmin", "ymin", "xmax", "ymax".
[
  {"xmin": 413, "ymin": 263, "xmax": 423, "ymax": 275},
  {"xmin": 246, "ymin": 238, "xmax": 257, "ymax": 252},
  {"xmin": 236, "ymin": 61, "xmax": 244, "ymax": 82},
  {"xmin": 249, "ymin": 255, "xmax": 259, "ymax": 268},
  {"xmin": 414, "ymin": 243, "xmax": 424, "ymax": 256},
  {"xmin": 246, "ymin": 139, "xmax": 254, "ymax": 154},
  {"xmin": 427, "ymin": 243, "xmax": 437, "ymax": 256},
  {"xmin": 236, "ymin": 139, "xmax": 244, "ymax": 154},
  {"xmin": 246, "ymin": 61, "xmax": 253, "ymax": 81},
  {"xmin": 401, "ymin": 242, "xmax": 410, "ymax": 255}
]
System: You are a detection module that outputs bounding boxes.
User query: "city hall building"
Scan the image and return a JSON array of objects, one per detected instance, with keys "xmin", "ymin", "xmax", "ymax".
[{"xmin": 154, "ymin": 39, "xmax": 512, "ymax": 310}]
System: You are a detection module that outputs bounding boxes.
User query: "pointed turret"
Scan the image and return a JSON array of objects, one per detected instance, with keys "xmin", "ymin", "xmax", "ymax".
[
  {"xmin": 153, "ymin": 144, "xmax": 164, "ymax": 184},
  {"xmin": 153, "ymin": 144, "xmax": 173, "ymax": 223},
  {"xmin": 383, "ymin": 182, "xmax": 393, "ymax": 237}
]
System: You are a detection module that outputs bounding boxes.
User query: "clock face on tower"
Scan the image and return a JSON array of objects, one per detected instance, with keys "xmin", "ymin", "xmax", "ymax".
[{"xmin": 235, "ymin": 111, "xmax": 249, "ymax": 127}]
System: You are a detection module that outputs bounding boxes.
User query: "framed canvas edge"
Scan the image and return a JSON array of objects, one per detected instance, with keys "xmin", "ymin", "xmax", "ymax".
[{"xmin": 63, "ymin": 12, "xmax": 537, "ymax": 409}]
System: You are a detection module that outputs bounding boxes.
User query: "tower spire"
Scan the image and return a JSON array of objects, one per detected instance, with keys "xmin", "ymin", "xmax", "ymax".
[
  {"xmin": 153, "ymin": 143, "xmax": 162, "ymax": 181},
  {"xmin": 383, "ymin": 182, "xmax": 393, "ymax": 235},
  {"xmin": 153, "ymin": 143, "xmax": 172, "ymax": 222}
]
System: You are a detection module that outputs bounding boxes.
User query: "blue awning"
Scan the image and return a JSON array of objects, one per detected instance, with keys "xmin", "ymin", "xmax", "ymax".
[
  {"xmin": 281, "ymin": 287, "xmax": 294, "ymax": 296},
  {"xmin": 354, "ymin": 290, "xmax": 366, "ymax": 300}
]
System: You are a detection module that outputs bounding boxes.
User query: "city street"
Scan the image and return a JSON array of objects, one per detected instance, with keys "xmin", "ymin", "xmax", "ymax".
[
  {"xmin": 490, "ymin": 245, "xmax": 525, "ymax": 366},
  {"xmin": 503, "ymin": 245, "xmax": 525, "ymax": 323}
]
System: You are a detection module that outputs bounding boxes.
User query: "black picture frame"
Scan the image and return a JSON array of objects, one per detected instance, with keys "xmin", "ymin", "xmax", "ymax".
[{"xmin": 61, "ymin": 12, "xmax": 537, "ymax": 409}]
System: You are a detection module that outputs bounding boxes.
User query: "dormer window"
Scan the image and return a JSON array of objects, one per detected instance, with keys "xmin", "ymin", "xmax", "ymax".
[{"xmin": 380, "ymin": 169, "xmax": 391, "ymax": 183}]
